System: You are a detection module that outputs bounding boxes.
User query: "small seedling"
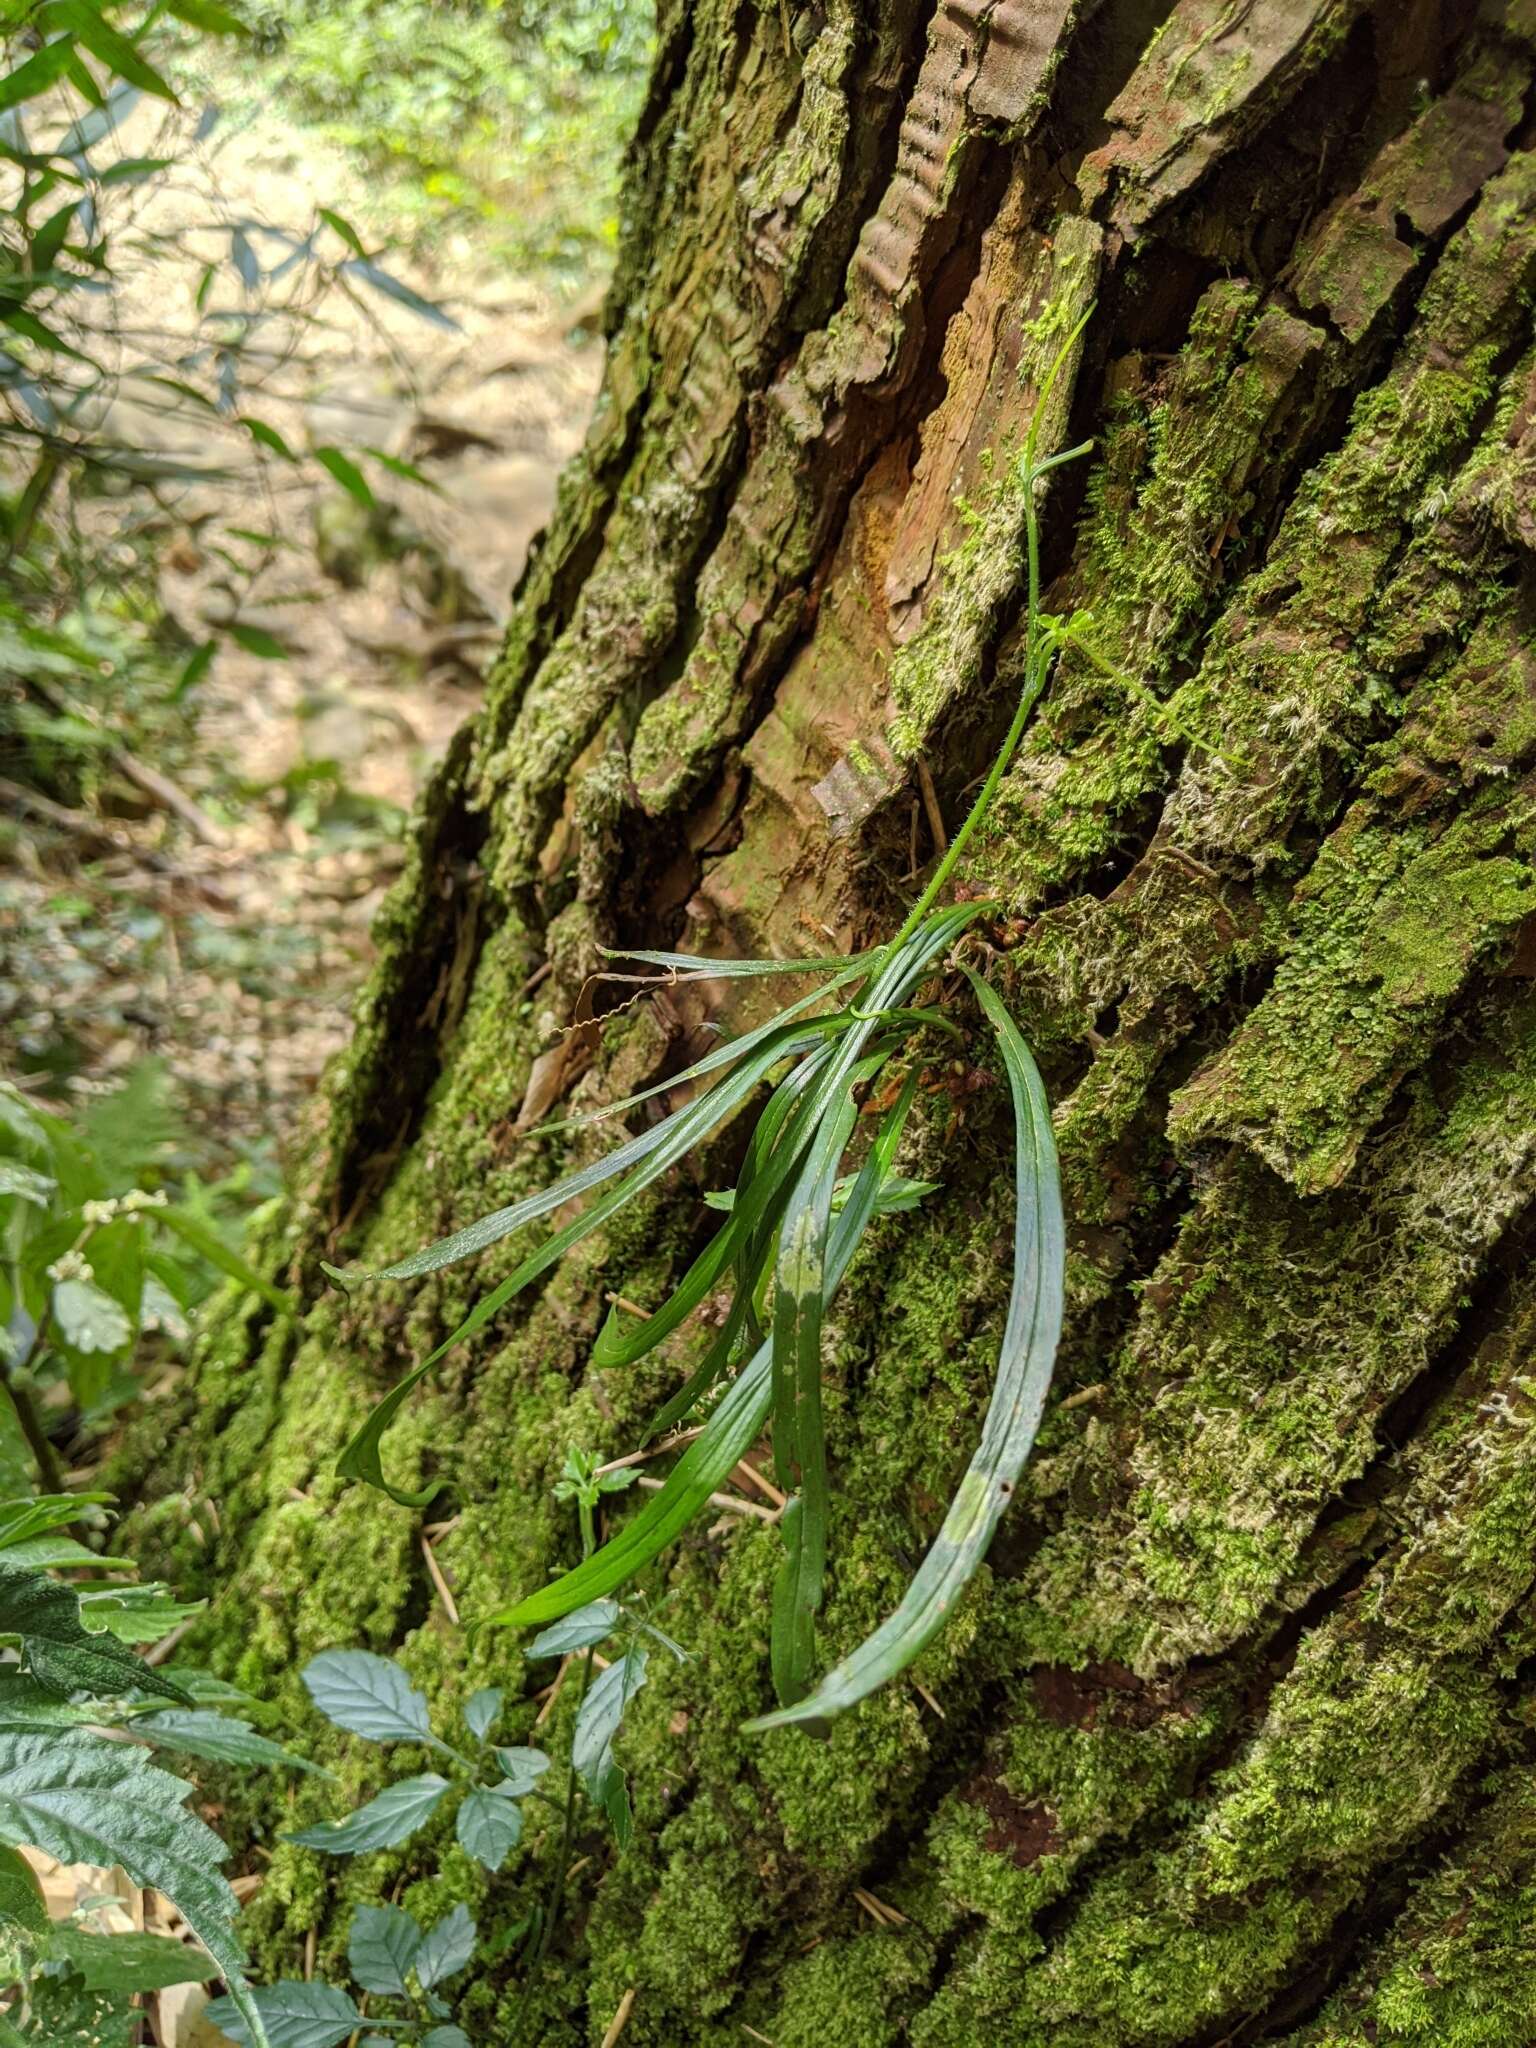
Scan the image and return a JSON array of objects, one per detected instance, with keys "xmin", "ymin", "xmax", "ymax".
[
  {"xmin": 207, "ymin": 1900, "xmax": 476, "ymax": 2048},
  {"xmin": 292, "ymin": 1649, "xmax": 553, "ymax": 1874}
]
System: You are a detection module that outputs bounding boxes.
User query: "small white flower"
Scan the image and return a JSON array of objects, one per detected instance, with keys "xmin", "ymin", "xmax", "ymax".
[
  {"xmin": 119, "ymin": 1188, "xmax": 168, "ymax": 1214},
  {"xmin": 47, "ymin": 1250, "xmax": 94, "ymax": 1283},
  {"xmin": 81, "ymin": 1198, "xmax": 120, "ymax": 1226}
]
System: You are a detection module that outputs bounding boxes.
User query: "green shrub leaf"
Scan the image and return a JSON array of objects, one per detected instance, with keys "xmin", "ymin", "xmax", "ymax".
[
  {"xmin": 455, "ymin": 1785, "xmax": 521, "ymax": 1872},
  {"xmin": 287, "ymin": 1773, "xmax": 449, "ymax": 1854},
  {"xmin": 301, "ymin": 1648, "xmax": 431, "ymax": 1742},
  {"xmin": 346, "ymin": 1902, "xmax": 421, "ymax": 1996}
]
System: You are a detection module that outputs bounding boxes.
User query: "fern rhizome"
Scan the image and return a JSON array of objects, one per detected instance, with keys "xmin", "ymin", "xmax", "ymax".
[{"xmin": 324, "ymin": 321, "xmax": 1119, "ymax": 1734}]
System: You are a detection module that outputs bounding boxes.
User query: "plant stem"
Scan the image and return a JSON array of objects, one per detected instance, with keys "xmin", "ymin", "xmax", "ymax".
[
  {"xmin": 888, "ymin": 306, "xmax": 1094, "ymax": 953},
  {"xmin": 523, "ymin": 1495, "xmax": 600, "ymax": 2001},
  {"xmin": 3, "ymin": 1311, "xmax": 65, "ymax": 1492}
]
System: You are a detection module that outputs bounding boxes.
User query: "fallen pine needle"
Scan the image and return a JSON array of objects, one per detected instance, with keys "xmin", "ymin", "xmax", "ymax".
[
  {"xmin": 852, "ymin": 1886, "xmax": 908, "ymax": 1928},
  {"xmin": 741, "ymin": 2027, "xmax": 776, "ymax": 2045},
  {"xmin": 600, "ymin": 1986, "xmax": 637, "ymax": 2048},
  {"xmin": 605, "ymin": 1292, "xmax": 652, "ymax": 1320},
  {"xmin": 594, "ymin": 1426, "xmax": 706, "ymax": 1477},
  {"xmin": 421, "ymin": 1535, "xmax": 460, "ymax": 1625},
  {"xmin": 911, "ymin": 1675, "xmax": 945, "ymax": 1720},
  {"xmin": 637, "ymin": 1474, "xmax": 779, "ymax": 1521},
  {"xmin": 733, "ymin": 1457, "xmax": 787, "ymax": 1509}
]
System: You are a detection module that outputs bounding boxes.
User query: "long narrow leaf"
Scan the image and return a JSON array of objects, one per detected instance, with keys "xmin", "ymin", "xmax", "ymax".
[
  {"xmin": 743, "ymin": 968, "xmax": 1063, "ymax": 1732},
  {"xmin": 590, "ymin": 1048, "xmax": 828, "ymax": 1372},
  {"xmin": 535, "ymin": 964, "xmax": 871, "ymax": 1138},
  {"xmin": 336, "ymin": 1022, "xmax": 854, "ymax": 1504},
  {"xmin": 339, "ymin": 1012, "xmax": 855, "ymax": 1287},
  {"xmin": 768, "ymin": 1072, "xmax": 872, "ymax": 1707},
  {"xmin": 483, "ymin": 923, "xmax": 965, "ymax": 1632},
  {"xmin": 157, "ymin": 1207, "xmax": 296, "ymax": 1317},
  {"xmin": 595, "ymin": 944, "xmax": 868, "ymax": 984}
]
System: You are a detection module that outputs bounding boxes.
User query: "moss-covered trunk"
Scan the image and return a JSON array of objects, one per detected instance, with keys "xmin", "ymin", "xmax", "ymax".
[{"xmin": 122, "ymin": 2, "xmax": 1536, "ymax": 2041}]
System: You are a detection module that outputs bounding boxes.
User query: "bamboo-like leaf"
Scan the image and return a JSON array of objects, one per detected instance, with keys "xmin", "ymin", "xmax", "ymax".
[
  {"xmin": 336, "ymin": 1020, "xmax": 855, "ymax": 1503},
  {"xmin": 770, "ymin": 1069, "xmax": 914, "ymax": 1708},
  {"xmin": 595, "ymin": 943, "xmax": 866, "ymax": 983},
  {"xmin": 590, "ymin": 1048, "xmax": 825, "ymax": 1372},
  {"xmin": 341, "ymin": 1012, "xmax": 853, "ymax": 1287},
  {"xmin": 743, "ymin": 968, "xmax": 1063, "ymax": 1732},
  {"xmin": 484, "ymin": 950, "xmax": 949, "ymax": 1636}
]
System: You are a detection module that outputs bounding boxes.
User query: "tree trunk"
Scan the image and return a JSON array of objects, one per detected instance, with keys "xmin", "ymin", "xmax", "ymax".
[{"xmin": 126, "ymin": 2, "xmax": 1536, "ymax": 2042}]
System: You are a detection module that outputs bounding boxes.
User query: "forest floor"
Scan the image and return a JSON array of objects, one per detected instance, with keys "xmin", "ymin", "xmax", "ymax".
[{"xmin": 1, "ymin": 47, "xmax": 617, "ymax": 1182}]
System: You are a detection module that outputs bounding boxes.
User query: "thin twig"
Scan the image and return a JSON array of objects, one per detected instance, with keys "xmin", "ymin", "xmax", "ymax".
[
  {"xmin": 600, "ymin": 1985, "xmax": 637, "ymax": 2047},
  {"xmin": 911, "ymin": 1676, "xmax": 946, "ymax": 1720},
  {"xmin": 593, "ymin": 1427, "xmax": 706, "ymax": 1477},
  {"xmin": 533, "ymin": 1654, "xmax": 571, "ymax": 1728},
  {"xmin": 635, "ymin": 1475, "xmax": 780, "ymax": 1522},
  {"xmin": 604, "ymin": 1291, "xmax": 652, "ymax": 1320},
  {"xmin": 915, "ymin": 757, "xmax": 948, "ymax": 857},
  {"xmin": 852, "ymin": 1886, "xmax": 908, "ymax": 1928},
  {"xmin": 732, "ymin": 1457, "xmax": 787, "ymax": 1510},
  {"xmin": 420, "ymin": 1534, "xmax": 460, "ymax": 1625}
]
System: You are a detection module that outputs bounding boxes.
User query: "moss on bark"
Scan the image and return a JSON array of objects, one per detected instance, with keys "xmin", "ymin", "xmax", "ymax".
[{"xmin": 113, "ymin": 1, "xmax": 1536, "ymax": 2042}]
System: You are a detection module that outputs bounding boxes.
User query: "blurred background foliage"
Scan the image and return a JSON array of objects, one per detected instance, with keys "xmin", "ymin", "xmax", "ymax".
[
  {"xmin": 243, "ymin": 0, "xmax": 652, "ymax": 272},
  {"xmin": 0, "ymin": 0, "xmax": 650, "ymax": 1188}
]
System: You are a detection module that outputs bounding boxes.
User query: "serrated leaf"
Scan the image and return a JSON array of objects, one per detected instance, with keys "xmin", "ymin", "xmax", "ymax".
[
  {"xmin": 345, "ymin": 1901, "xmax": 420, "ymax": 1996},
  {"xmin": 51, "ymin": 1278, "xmax": 133, "ymax": 1356},
  {"xmin": 287, "ymin": 1773, "xmax": 448, "ymax": 1855},
  {"xmin": 491, "ymin": 1746, "xmax": 550, "ymax": 1797},
  {"xmin": 0, "ymin": 1565, "xmax": 188, "ymax": 1704},
  {"xmin": 462, "ymin": 1686, "xmax": 501, "ymax": 1741},
  {"xmin": 0, "ymin": 1728, "xmax": 256, "ymax": 2032},
  {"xmin": 455, "ymin": 1785, "xmax": 521, "ymax": 1872},
  {"xmin": 205, "ymin": 1980, "xmax": 361, "ymax": 2048},
  {"xmin": 413, "ymin": 1903, "xmax": 475, "ymax": 1989},
  {"xmin": 301, "ymin": 1649, "xmax": 431, "ymax": 1742},
  {"xmin": 79, "ymin": 1583, "xmax": 204, "ymax": 1643},
  {"xmin": 0, "ymin": 1537, "xmax": 119, "ymax": 1572},
  {"xmin": 572, "ymin": 1647, "xmax": 647, "ymax": 1849},
  {"xmin": 0, "ymin": 1841, "xmax": 45, "ymax": 1930},
  {"xmin": 132, "ymin": 1708, "xmax": 329, "ymax": 1777},
  {"xmin": 526, "ymin": 1600, "xmax": 621, "ymax": 1659},
  {"xmin": 46, "ymin": 1924, "xmax": 213, "ymax": 1992},
  {"xmin": 18, "ymin": 1968, "xmax": 136, "ymax": 2047}
]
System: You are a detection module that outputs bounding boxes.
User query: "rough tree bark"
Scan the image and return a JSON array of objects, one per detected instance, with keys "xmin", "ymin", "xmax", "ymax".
[{"xmin": 123, "ymin": 2, "xmax": 1536, "ymax": 2043}]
